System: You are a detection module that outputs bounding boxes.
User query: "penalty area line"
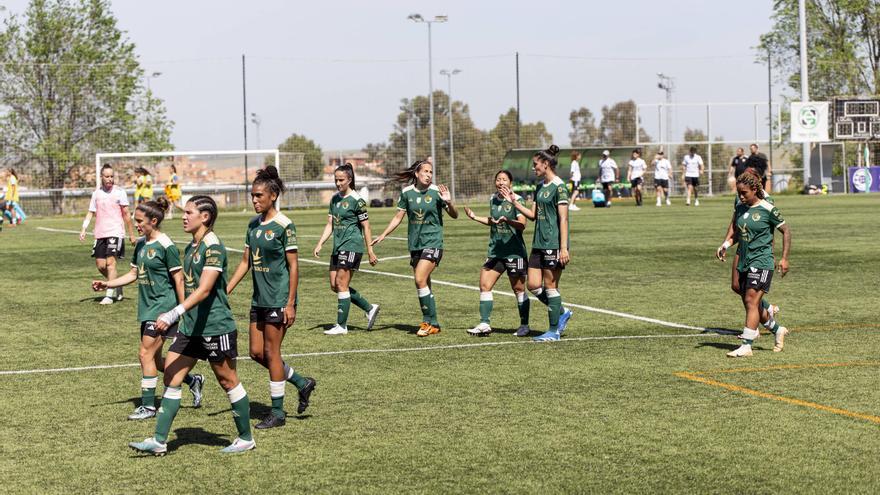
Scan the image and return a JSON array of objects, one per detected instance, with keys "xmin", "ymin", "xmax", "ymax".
[{"xmin": 0, "ymin": 332, "xmax": 716, "ymax": 377}]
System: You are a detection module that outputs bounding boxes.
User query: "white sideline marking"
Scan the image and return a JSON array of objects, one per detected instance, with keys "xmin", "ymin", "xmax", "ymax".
[
  {"xmin": 377, "ymin": 255, "xmax": 410, "ymax": 261},
  {"xmin": 42, "ymin": 226, "xmax": 706, "ymax": 331},
  {"xmin": 0, "ymin": 333, "xmax": 717, "ymax": 376}
]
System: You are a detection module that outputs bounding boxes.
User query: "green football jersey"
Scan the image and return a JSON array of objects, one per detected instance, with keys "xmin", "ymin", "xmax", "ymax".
[
  {"xmin": 532, "ymin": 176, "xmax": 570, "ymax": 250},
  {"xmin": 180, "ymin": 232, "xmax": 236, "ymax": 337},
  {"xmin": 131, "ymin": 233, "xmax": 181, "ymax": 322},
  {"xmin": 487, "ymin": 192, "xmax": 527, "ymax": 259},
  {"xmin": 245, "ymin": 213, "xmax": 298, "ymax": 308},
  {"xmin": 735, "ymin": 199, "xmax": 785, "ymax": 271},
  {"xmin": 329, "ymin": 191, "xmax": 368, "ymax": 253},
  {"xmin": 397, "ymin": 184, "xmax": 447, "ymax": 251}
]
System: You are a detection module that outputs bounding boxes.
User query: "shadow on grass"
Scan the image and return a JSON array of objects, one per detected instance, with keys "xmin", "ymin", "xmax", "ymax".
[
  {"xmin": 696, "ymin": 341, "xmax": 744, "ymax": 351},
  {"xmin": 702, "ymin": 327, "xmax": 741, "ymax": 335},
  {"xmin": 97, "ymin": 396, "xmax": 141, "ymax": 407},
  {"xmin": 166, "ymin": 427, "xmax": 230, "ymax": 452},
  {"xmin": 79, "ymin": 296, "xmax": 108, "ymax": 303},
  {"xmin": 371, "ymin": 323, "xmax": 421, "ymax": 334},
  {"xmin": 205, "ymin": 401, "xmax": 312, "ymax": 421}
]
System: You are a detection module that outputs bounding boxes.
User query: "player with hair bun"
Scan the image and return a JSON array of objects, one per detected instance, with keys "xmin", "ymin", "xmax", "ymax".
[
  {"xmin": 372, "ymin": 159, "xmax": 459, "ymax": 337},
  {"xmin": 463, "ymin": 169, "xmax": 531, "ymax": 336},
  {"xmin": 716, "ymin": 171, "xmax": 791, "ymax": 358},
  {"xmin": 227, "ymin": 166, "xmax": 316, "ymax": 429},
  {"xmin": 504, "ymin": 145, "xmax": 574, "ymax": 341},
  {"xmin": 130, "ymin": 195, "xmax": 254, "ymax": 455},
  {"xmin": 92, "ymin": 196, "xmax": 204, "ymax": 420},
  {"xmin": 314, "ymin": 162, "xmax": 380, "ymax": 335}
]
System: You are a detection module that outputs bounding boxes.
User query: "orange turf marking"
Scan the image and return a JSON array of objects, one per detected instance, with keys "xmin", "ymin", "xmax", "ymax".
[{"xmin": 675, "ymin": 362, "xmax": 880, "ymax": 425}]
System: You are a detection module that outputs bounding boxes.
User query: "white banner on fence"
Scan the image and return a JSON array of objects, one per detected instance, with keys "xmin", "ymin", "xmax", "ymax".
[{"xmin": 791, "ymin": 102, "xmax": 830, "ymax": 143}]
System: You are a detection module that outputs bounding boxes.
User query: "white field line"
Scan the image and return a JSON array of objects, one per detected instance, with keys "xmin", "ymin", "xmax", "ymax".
[
  {"xmin": 41, "ymin": 226, "xmax": 706, "ymax": 331},
  {"xmin": 377, "ymin": 255, "xmax": 410, "ymax": 261},
  {"xmin": 0, "ymin": 333, "xmax": 717, "ymax": 376}
]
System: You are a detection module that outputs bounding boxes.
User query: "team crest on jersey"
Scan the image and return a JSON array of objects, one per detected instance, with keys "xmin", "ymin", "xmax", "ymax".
[
  {"xmin": 146, "ymin": 248, "xmax": 157, "ymax": 259},
  {"xmin": 503, "ymin": 203, "xmax": 512, "ymax": 212},
  {"xmin": 751, "ymin": 212, "xmax": 761, "ymax": 221},
  {"xmin": 341, "ymin": 201, "xmax": 349, "ymax": 209},
  {"xmin": 425, "ymin": 195, "xmax": 432, "ymax": 204},
  {"xmin": 557, "ymin": 186, "xmax": 565, "ymax": 194},
  {"xmin": 192, "ymin": 252, "xmax": 201, "ymax": 264},
  {"xmin": 265, "ymin": 230, "xmax": 275, "ymax": 241},
  {"xmin": 541, "ymin": 189, "xmax": 551, "ymax": 198}
]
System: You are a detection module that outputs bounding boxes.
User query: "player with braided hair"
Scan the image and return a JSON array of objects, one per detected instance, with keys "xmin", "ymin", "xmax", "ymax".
[
  {"xmin": 716, "ymin": 172, "xmax": 791, "ymax": 357},
  {"xmin": 227, "ymin": 166, "xmax": 316, "ymax": 429}
]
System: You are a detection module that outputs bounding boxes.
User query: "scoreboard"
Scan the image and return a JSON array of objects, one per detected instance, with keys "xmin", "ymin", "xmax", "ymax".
[{"xmin": 833, "ymin": 98, "xmax": 880, "ymax": 140}]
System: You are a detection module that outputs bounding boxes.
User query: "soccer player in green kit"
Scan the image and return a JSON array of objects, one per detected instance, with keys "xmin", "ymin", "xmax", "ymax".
[
  {"xmin": 313, "ymin": 163, "xmax": 380, "ymax": 335},
  {"xmin": 503, "ymin": 145, "xmax": 573, "ymax": 342},
  {"xmin": 717, "ymin": 168, "xmax": 786, "ymax": 348},
  {"xmin": 372, "ymin": 159, "xmax": 458, "ymax": 337},
  {"xmin": 463, "ymin": 169, "xmax": 531, "ymax": 337},
  {"xmin": 129, "ymin": 196, "xmax": 254, "ymax": 455},
  {"xmin": 92, "ymin": 197, "xmax": 204, "ymax": 421},
  {"xmin": 716, "ymin": 172, "xmax": 791, "ymax": 357},
  {"xmin": 227, "ymin": 166, "xmax": 316, "ymax": 429}
]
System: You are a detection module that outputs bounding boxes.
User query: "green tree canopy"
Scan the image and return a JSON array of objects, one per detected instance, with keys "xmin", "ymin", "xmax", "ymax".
[
  {"xmin": 761, "ymin": 0, "xmax": 880, "ymax": 98},
  {"xmin": 276, "ymin": 133, "xmax": 324, "ymax": 180},
  {"xmin": 569, "ymin": 107, "xmax": 601, "ymax": 146},
  {"xmin": 489, "ymin": 108, "xmax": 553, "ymax": 150},
  {"xmin": 599, "ymin": 100, "xmax": 652, "ymax": 147},
  {"xmin": 0, "ymin": 0, "xmax": 173, "ymax": 212}
]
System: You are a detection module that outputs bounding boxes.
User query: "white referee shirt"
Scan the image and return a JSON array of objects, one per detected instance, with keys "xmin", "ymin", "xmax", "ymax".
[
  {"xmin": 599, "ymin": 158, "xmax": 618, "ymax": 183},
  {"xmin": 682, "ymin": 154, "xmax": 703, "ymax": 177}
]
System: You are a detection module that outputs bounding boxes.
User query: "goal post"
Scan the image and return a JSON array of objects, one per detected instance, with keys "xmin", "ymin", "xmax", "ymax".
[{"xmin": 95, "ymin": 149, "xmax": 280, "ymax": 209}]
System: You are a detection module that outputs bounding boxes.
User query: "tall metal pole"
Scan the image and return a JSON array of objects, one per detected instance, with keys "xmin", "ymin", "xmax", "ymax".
[
  {"xmin": 406, "ymin": 100, "xmax": 413, "ymax": 166},
  {"xmin": 516, "ymin": 51, "xmax": 521, "ymax": 148},
  {"xmin": 242, "ymin": 54, "xmax": 249, "ymax": 194},
  {"xmin": 798, "ymin": 0, "xmax": 811, "ymax": 185},
  {"xmin": 441, "ymin": 70, "xmax": 460, "ymax": 199},
  {"xmin": 427, "ymin": 23, "xmax": 437, "ymax": 181},
  {"xmin": 768, "ymin": 46, "xmax": 774, "ymax": 192}
]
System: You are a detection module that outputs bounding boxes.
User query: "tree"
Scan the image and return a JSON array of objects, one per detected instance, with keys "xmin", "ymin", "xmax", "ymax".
[
  {"xmin": 489, "ymin": 108, "xmax": 553, "ymax": 151},
  {"xmin": 362, "ymin": 142, "xmax": 387, "ymax": 163},
  {"xmin": 0, "ymin": 0, "xmax": 173, "ymax": 213},
  {"xmin": 675, "ymin": 128, "xmax": 733, "ymax": 178},
  {"xmin": 569, "ymin": 107, "xmax": 600, "ymax": 146},
  {"xmin": 761, "ymin": 0, "xmax": 880, "ymax": 98},
  {"xmin": 598, "ymin": 100, "xmax": 652, "ymax": 147},
  {"xmin": 277, "ymin": 133, "xmax": 323, "ymax": 180}
]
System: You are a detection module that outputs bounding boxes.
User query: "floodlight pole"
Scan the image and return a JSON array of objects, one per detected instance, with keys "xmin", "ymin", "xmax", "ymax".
[
  {"xmin": 768, "ymin": 46, "xmax": 774, "ymax": 192},
  {"xmin": 798, "ymin": 0, "xmax": 811, "ymax": 185},
  {"xmin": 409, "ymin": 14, "xmax": 447, "ymax": 181},
  {"xmin": 516, "ymin": 51, "xmax": 521, "ymax": 148},
  {"xmin": 441, "ymin": 69, "xmax": 461, "ymax": 199},
  {"xmin": 242, "ymin": 54, "xmax": 249, "ymax": 194}
]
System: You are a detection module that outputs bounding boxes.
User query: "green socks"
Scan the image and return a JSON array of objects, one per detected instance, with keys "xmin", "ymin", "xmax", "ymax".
[
  {"xmin": 337, "ymin": 291, "xmax": 351, "ymax": 327},
  {"xmin": 349, "ymin": 287, "xmax": 372, "ymax": 312},
  {"xmin": 269, "ymin": 380, "xmax": 286, "ymax": 419},
  {"xmin": 479, "ymin": 292, "xmax": 493, "ymax": 324},
  {"xmin": 516, "ymin": 291, "xmax": 530, "ymax": 325},
  {"xmin": 154, "ymin": 386, "xmax": 182, "ymax": 443},
  {"xmin": 284, "ymin": 363, "xmax": 308, "ymax": 390},
  {"xmin": 141, "ymin": 376, "xmax": 158, "ymax": 410},
  {"xmin": 530, "ymin": 287, "xmax": 550, "ymax": 306},
  {"xmin": 227, "ymin": 384, "xmax": 252, "ymax": 441},
  {"xmin": 417, "ymin": 287, "xmax": 439, "ymax": 326}
]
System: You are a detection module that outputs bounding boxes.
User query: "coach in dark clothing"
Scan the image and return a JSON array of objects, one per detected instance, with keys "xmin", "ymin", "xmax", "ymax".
[
  {"xmin": 746, "ymin": 143, "xmax": 771, "ymax": 190},
  {"xmin": 730, "ymin": 147, "xmax": 748, "ymax": 176}
]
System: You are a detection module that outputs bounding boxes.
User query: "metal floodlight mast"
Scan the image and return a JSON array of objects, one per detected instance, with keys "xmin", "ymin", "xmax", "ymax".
[
  {"xmin": 408, "ymin": 13, "xmax": 447, "ymax": 181},
  {"xmin": 440, "ymin": 69, "xmax": 461, "ymax": 199},
  {"xmin": 250, "ymin": 112, "xmax": 262, "ymax": 149}
]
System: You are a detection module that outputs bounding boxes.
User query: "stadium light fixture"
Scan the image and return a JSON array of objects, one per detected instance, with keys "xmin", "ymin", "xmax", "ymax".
[
  {"xmin": 408, "ymin": 13, "xmax": 448, "ymax": 181},
  {"xmin": 250, "ymin": 112, "xmax": 262, "ymax": 149}
]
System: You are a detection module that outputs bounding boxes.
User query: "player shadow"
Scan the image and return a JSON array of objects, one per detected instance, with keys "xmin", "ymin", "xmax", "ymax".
[
  {"xmin": 701, "ymin": 327, "xmax": 742, "ymax": 336},
  {"xmin": 79, "ymin": 296, "xmax": 109, "ymax": 303},
  {"xmin": 372, "ymin": 323, "xmax": 422, "ymax": 334},
  {"xmin": 206, "ymin": 401, "xmax": 312, "ymax": 421},
  {"xmin": 165, "ymin": 427, "xmax": 229, "ymax": 452},
  {"xmin": 696, "ymin": 341, "xmax": 751, "ymax": 351},
  {"xmin": 98, "ymin": 397, "xmax": 141, "ymax": 407}
]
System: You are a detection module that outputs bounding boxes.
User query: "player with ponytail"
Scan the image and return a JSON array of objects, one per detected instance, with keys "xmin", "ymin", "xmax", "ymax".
[
  {"xmin": 227, "ymin": 166, "xmax": 315, "ymax": 429},
  {"xmin": 372, "ymin": 159, "xmax": 459, "ymax": 337},
  {"xmin": 130, "ymin": 195, "xmax": 255, "ymax": 455},
  {"xmin": 503, "ymin": 145, "xmax": 574, "ymax": 341},
  {"xmin": 313, "ymin": 163, "xmax": 381, "ymax": 335},
  {"xmin": 92, "ymin": 196, "xmax": 204, "ymax": 420}
]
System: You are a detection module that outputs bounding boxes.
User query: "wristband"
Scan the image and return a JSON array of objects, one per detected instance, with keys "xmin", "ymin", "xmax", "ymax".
[
  {"xmin": 159, "ymin": 304, "xmax": 186, "ymax": 325},
  {"xmin": 82, "ymin": 219, "xmax": 90, "ymax": 230},
  {"xmin": 721, "ymin": 240, "xmax": 731, "ymax": 250}
]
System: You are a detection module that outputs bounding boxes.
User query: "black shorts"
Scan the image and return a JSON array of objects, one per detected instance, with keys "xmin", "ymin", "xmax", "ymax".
[
  {"xmin": 739, "ymin": 268, "xmax": 773, "ymax": 294},
  {"xmin": 631, "ymin": 177, "xmax": 644, "ymax": 188},
  {"xmin": 654, "ymin": 179, "xmax": 669, "ymax": 189},
  {"xmin": 330, "ymin": 250, "xmax": 363, "ymax": 271},
  {"xmin": 528, "ymin": 249, "xmax": 564, "ymax": 270},
  {"xmin": 92, "ymin": 237, "xmax": 125, "ymax": 259},
  {"xmin": 570, "ymin": 181, "xmax": 581, "ymax": 192},
  {"xmin": 483, "ymin": 257, "xmax": 527, "ymax": 277},
  {"xmin": 250, "ymin": 306, "xmax": 285, "ymax": 324},
  {"xmin": 685, "ymin": 176, "xmax": 700, "ymax": 187},
  {"xmin": 601, "ymin": 181, "xmax": 614, "ymax": 190},
  {"xmin": 410, "ymin": 248, "xmax": 443, "ymax": 268},
  {"xmin": 169, "ymin": 331, "xmax": 238, "ymax": 362},
  {"xmin": 140, "ymin": 320, "xmax": 179, "ymax": 339}
]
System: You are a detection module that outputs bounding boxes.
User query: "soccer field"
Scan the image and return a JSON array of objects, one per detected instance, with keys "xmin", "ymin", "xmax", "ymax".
[{"xmin": 1, "ymin": 194, "xmax": 878, "ymax": 493}]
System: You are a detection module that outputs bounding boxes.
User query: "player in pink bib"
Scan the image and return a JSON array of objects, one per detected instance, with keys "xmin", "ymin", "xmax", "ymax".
[{"xmin": 80, "ymin": 164, "xmax": 137, "ymax": 304}]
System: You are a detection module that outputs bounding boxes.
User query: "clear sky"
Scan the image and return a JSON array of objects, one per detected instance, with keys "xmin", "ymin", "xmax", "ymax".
[{"xmin": 4, "ymin": 0, "xmax": 780, "ymax": 151}]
